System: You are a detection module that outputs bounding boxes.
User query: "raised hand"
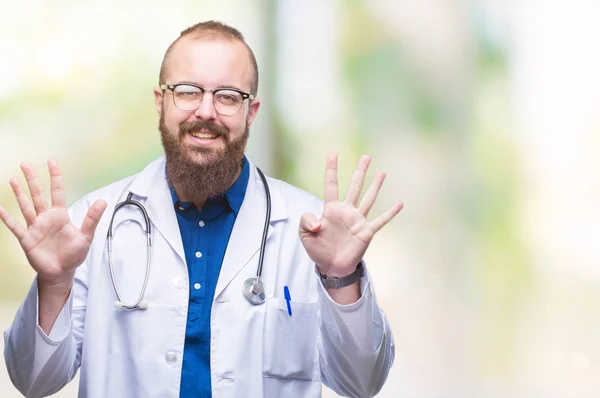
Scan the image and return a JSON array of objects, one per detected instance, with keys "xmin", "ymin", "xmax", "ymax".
[
  {"xmin": 0, "ymin": 159, "xmax": 107, "ymax": 285},
  {"xmin": 299, "ymin": 153, "xmax": 403, "ymax": 278}
]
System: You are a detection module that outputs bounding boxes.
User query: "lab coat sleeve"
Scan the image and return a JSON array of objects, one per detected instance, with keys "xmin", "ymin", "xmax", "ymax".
[
  {"xmin": 3, "ymin": 262, "xmax": 88, "ymax": 397},
  {"xmin": 317, "ymin": 263, "xmax": 394, "ymax": 398}
]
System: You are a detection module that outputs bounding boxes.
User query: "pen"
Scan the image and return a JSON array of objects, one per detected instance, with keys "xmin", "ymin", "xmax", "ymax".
[{"xmin": 284, "ymin": 286, "xmax": 292, "ymax": 317}]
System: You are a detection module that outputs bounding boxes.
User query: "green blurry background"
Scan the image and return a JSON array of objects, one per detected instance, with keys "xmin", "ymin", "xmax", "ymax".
[{"xmin": 2, "ymin": 0, "xmax": 600, "ymax": 396}]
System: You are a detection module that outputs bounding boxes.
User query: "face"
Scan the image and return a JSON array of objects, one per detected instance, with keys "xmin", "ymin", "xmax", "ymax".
[{"xmin": 154, "ymin": 38, "xmax": 261, "ymax": 200}]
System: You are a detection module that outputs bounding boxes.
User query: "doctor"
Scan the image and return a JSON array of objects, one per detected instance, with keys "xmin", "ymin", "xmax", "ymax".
[{"xmin": 1, "ymin": 21, "xmax": 402, "ymax": 398}]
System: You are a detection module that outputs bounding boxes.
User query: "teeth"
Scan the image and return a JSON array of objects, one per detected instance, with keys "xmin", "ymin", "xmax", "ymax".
[{"xmin": 191, "ymin": 132, "xmax": 217, "ymax": 139}]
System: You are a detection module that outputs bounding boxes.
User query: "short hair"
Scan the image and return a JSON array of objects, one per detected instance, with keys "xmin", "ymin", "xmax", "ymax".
[{"xmin": 159, "ymin": 21, "xmax": 259, "ymax": 97}]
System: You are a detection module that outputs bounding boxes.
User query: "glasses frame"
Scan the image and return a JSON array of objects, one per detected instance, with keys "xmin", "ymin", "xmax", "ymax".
[{"xmin": 160, "ymin": 83, "xmax": 254, "ymax": 116}]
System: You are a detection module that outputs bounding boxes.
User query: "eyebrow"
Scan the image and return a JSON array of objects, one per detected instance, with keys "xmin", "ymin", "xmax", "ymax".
[{"xmin": 176, "ymin": 81, "xmax": 244, "ymax": 92}]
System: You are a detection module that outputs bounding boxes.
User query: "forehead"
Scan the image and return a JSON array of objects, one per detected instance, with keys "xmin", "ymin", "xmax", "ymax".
[{"xmin": 165, "ymin": 38, "xmax": 252, "ymax": 91}]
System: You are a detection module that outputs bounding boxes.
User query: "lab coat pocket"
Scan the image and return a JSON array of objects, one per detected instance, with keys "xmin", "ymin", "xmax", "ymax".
[{"xmin": 263, "ymin": 298, "xmax": 320, "ymax": 381}]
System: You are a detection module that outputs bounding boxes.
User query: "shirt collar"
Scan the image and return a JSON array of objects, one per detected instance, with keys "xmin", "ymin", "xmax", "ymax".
[
  {"xmin": 222, "ymin": 156, "xmax": 249, "ymax": 215},
  {"xmin": 169, "ymin": 156, "xmax": 249, "ymax": 215}
]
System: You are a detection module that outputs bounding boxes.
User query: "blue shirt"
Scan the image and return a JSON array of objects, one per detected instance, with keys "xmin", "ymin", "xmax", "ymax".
[{"xmin": 170, "ymin": 158, "xmax": 249, "ymax": 398}]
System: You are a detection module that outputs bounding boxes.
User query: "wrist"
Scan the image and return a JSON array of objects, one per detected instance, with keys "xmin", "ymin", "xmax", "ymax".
[
  {"xmin": 37, "ymin": 271, "xmax": 75, "ymax": 296},
  {"xmin": 317, "ymin": 261, "xmax": 361, "ymax": 278},
  {"xmin": 318, "ymin": 262, "xmax": 364, "ymax": 290}
]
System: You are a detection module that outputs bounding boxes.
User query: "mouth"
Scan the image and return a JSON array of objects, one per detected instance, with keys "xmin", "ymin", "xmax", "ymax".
[
  {"xmin": 185, "ymin": 129, "xmax": 223, "ymax": 148},
  {"xmin": 189, "ymin": 129, "xmax": 219, "ymax": 140}
]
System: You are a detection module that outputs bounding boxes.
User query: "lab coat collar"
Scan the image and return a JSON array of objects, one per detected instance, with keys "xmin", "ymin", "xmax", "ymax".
[
  {"xmin": 125, "ymin": 155, "xmax": 288, "ymax": 285},
  {"xmin": 214, "ymin": 159, "xmax": 288, "ymax": 299}
]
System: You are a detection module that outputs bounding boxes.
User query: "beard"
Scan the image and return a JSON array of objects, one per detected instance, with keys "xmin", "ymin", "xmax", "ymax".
[{"xmin": 159, "ymin": 112, "xmax": 249, "ymax": 204}]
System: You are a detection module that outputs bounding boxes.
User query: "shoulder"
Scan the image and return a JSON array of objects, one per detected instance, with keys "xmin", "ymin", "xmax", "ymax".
[
  {"xmin": 264, "ymin": 175, "xmax": 324, "ymax": 217},
  {"xmin": 67, "ymin": 174, "xmax": 138, "ymax": 226},
  {"xmin": 67, "ymin": 156, "xmax": 165, "ymax": 225}
]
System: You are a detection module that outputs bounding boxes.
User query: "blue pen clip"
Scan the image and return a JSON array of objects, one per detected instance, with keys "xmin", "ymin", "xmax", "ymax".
[{"xmin": 284, "ymin": 286, "xmax": 292, "ymax": 317}]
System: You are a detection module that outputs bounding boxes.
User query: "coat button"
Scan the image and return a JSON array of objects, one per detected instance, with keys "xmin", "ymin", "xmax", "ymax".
[
  {"xmin": 165, "ymin": 351, "xmax": 178, "ymax": 364},
  {"xmin": 173, "ymin": 276, "xmax": 186, "ymax": 289}
]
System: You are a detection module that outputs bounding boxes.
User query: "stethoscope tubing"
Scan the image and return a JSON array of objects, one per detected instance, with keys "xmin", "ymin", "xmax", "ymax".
[
  {"xmin": 108, "ymin": 168, "xmax": 271, "ymax": 310},
  {"xmin": 108, "ymin": 192, "xmax": 152, "ymax": 310},
  {"xmin": 253, "ymin": 168, "xmax": 271, "ymax": 286}
]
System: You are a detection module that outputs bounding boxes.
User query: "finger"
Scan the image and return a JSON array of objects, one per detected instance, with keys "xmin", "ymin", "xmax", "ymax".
[
  {"xmin": 21, "ymin": 162, "xmax": 48, "ymax": 215},
  {"xmin": 48, "ymin": 158, "xmax": 66, "ymax": 208},
  {"xmin": 369, "ymin": 202, "xmax": 403, "ymax": 233},
  {"xmin": 81, "ymin": 200, "xmax": 107, "ymax": 243},
  {"xmin": 345, "ymin": 155, "xmax": 371, "ymax": 207},
  {"xmin": 9, "ymin": 178, "xmax": 37, "ymax": 227},
  {"xmin": 0, "ymin": 205, "xmax": 26, "ymax": 241},
  {"xmin": 299, "ymin": 212, "xmax": 321, "ymax": 234},
  {"xmin": 358, "ymin": 171, "xmax": 386, "ymax": 217},
  {"xmin": 324, "ymin": 152, "xmax": 339, "ymax": 204}
]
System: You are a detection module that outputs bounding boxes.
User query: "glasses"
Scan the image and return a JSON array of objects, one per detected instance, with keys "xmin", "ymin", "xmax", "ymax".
[{"xmin": 160, "ymin": 83, "xmax": 254, "ymax": 116}]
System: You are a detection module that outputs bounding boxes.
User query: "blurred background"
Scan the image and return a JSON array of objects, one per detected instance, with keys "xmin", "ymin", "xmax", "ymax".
[{"xmin": 1, "ymin": 0, "xmax": 600, "ymax": 396}]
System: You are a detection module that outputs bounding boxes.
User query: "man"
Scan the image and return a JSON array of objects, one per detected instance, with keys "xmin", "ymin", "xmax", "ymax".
[{"xmin": 1, "ymin": 21, "xmax": 402, "ymax": 397}]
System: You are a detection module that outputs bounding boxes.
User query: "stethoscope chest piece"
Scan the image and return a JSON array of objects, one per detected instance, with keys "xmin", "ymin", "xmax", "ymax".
[{"xmin": 242, "ymin": 277, "xmax": 266, "ymax": 305}]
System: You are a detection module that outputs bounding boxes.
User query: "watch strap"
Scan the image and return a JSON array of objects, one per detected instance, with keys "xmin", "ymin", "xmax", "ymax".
[{"xmin": 319, "ymin": 262, "xmax": 364, "ymax": 289}]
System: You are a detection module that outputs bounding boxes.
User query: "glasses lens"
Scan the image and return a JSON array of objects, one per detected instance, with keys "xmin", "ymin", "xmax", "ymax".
[
  {"xmin": 173, "ymin": 84, "xmax": 202, "ymax": 111},
  {"xmin": 214, "ymin": 90, "xmax": 244, "ymax": 115}
]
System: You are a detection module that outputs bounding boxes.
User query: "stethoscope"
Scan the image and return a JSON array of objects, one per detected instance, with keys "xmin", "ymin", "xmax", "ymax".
[{"xmin": 107, "ymin": 168, "xmax": 271, "ymax": 310}]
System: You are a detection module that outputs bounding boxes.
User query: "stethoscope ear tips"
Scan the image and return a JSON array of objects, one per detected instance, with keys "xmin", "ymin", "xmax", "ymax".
[{"xmin": 114, "ymin": 301, "xmax": 123, "ymax": 309}]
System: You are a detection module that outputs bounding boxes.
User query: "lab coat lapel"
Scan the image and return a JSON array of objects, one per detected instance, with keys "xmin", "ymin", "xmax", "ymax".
[
  {"xmin": 128, "ymin": 156, "xmax": 186, "ymax": 264},
  {"xmin": 215, "ymin": 163, "xmax": 287, "ymax": 299}
]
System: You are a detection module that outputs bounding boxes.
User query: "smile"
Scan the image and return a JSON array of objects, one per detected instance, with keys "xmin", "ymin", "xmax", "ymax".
[{"xmin": 189, "ymin": 131, "xmax": 218, "ymax": 139}]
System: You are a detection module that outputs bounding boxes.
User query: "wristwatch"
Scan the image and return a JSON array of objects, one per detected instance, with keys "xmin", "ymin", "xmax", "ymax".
[{"xmin": 319, "ymin": 262, "xmax": 364, "ymax": 289}]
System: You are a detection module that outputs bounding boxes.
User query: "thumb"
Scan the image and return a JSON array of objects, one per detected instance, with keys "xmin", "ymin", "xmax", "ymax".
[
  {"xmin": 299, "ymin": 212, "xmax": 321, "ymax": 234},
  {"xmin": 81, "ymin": 199, "xmax": 108, "ymax": 243}
]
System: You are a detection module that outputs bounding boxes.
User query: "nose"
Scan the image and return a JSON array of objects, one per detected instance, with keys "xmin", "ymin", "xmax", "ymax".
[{"xmin": 194, "ymin": 93, "xmax": 217, "ymax": 120}]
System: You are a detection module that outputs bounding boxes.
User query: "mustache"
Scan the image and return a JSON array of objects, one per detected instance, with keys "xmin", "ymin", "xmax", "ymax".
[{"xmin": 179, "ymin": 121, "xmax": 229, "ymax": 138}]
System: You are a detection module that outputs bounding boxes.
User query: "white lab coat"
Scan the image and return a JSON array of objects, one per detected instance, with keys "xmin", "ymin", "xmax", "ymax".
[{"xmin": 4, "ymin": 156, "xmax": 394, "ymax": 398}]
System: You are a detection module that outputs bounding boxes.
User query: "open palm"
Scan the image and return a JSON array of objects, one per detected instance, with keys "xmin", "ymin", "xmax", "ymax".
[
  {"xmin": 0, "ymin": 160, "xmax": 106, "ymax": 283},
  {"xmin": 299, "ymin": 153, "xmax": 403, "ymax": 278}
]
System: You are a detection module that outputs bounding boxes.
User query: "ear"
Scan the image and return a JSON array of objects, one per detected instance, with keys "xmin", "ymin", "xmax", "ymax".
[
  {"xmin": 153, "ymin": 86, "xmax": 164, "ymax": 115},
  {"xmin": 246, "ymin": 98, "xmax": 261, "ymax": 126}
]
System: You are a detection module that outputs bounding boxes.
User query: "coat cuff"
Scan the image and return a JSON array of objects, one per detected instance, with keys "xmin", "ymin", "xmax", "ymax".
[
  {"xmin": 34, "ymin": 277, "xmax": 74, "ymax": 343},
  {"xmin": 31, "ymin": 277, "xmax": 74, "ymax": 383},
  {"xmin": 316, "ymin": 262, "xmax": 386, "ymax": 347}
]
